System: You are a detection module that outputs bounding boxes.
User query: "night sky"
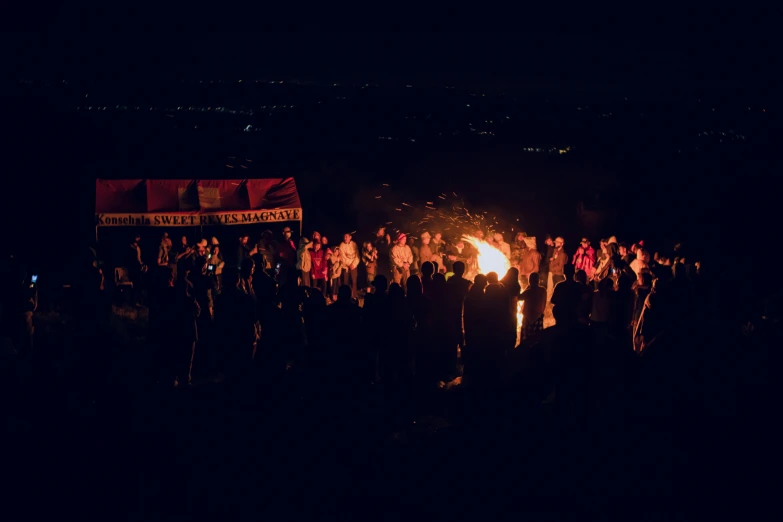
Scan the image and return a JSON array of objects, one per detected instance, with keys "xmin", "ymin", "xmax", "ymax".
[
  {"xmin": 2, "ymin": 23, "xmax": 780, "ymax": 287},
  {"xmin": 4, "ymin": 22, "xmax": 779, "ymax": 99}
]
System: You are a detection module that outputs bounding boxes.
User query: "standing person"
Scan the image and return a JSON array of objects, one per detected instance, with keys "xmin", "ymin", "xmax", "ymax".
[
  {"xmin": 362, "ymin": 241, "xmax": 378, "ymax": 291},
  {"xmin": 338, "ymin": 233, "xmax": 360, "ymax": 298},
  {"xmin": 572, "ymin": 246, "xmax": 594, "ymax": 281},
  {"xmin": 195, "ymin": 239, "xmax": 209, "ymax": 262},
  {"xmin": 214, "ymin": 266, "xmax": 257, "ymax": 382},
  {"xmin": 157, "ymin": 233, "xmax": 172, "ymax": 267},
  {"xmin": 445, "ymin": 261, "xmax": 472, "ymax": 351},
  {"xmin": 574, "ymin": 238, "xmax": 596, "ymax": 278},
  {"xmin": 492, "ymin": 232, "xmax": 511, "ymax": 259},
  {"xmin": 329, "ymin": 243, "xmax": 343, "ymax": 302},
  {"xmin": 255, "ymin": 230, "xmax": 275, "ymax": 272},
  {"xmin": 511, "ymin": 232, "xmax": 527, "ymax": 271},
  {"xmin": 296, "ymin": 237, "xmax": 313, "ymax": 287},
  {"xmin": 373, "ymin": 226, "xmax": 392, "ymax": 282},
  {"xmin": 431, "ymin": 232, "xmax": 446, "ymax": 272},
  {"xmin": 390, "ymin": 233, "xmax": 413, "ymax": 290},
  {"xmin": 630, "ymin": 247, "xmax": 651, "ymax": 278},
  {"xmin": 310, "ymin": 239, "xmax": 329, "ymax": 296},
  {"xmin": 210, "ymin": 244, "xmax": 225, "ymax": 292},
  {"xmin": 547, "ymin": 237, "xmax": 567, "ymax": 304},
  {"xmin": 518, "ymin": 237, "xmax": 541, "ymax": 290},
  {"xmin": 419, "ymin": 231, "xmax": 435, "ymax": 270},
  {"xmin": 128, "ymin": 233, "xmax": 144, "ymax": 269},
  {"xmin": 236, "ymin": 235, "xmax": 252, "ymax": 269},
  {"xmin": 190, "ymin": 258, "xmax": 215, "ymax": 378},
  {"xmin": 539, "ymin": 235, "xmax": 554, "ymax": 294},
  {"xmin": 519, "ymin": 272, "xmax": 547, "ymax": 343},
  {"xmin": 620, "ymin": 243, "xmax": 635, "ymax": 266},
  {"xmin": 594, "ymin": 239, "xmax": 609, "ymax": 277},
  {"xmin": 407, "ymin": 236, "xmax": 420, "ymax": 276},
  {"xmin": 445, "ymin": 239, "xmax": 468, "ymax": 270},
  {"xmin": 170, "ymin": 270, "xmax": 200, "ymax": 387},
  {"xmin": 277, "ymin": 227, "xmax": 297, "ymax": 283},
  {"xmin": 128, "ymin": 234, "xmax": 146, "ymax": 303},
  {"xmin": 278, "ymin": 227, "xmax": 296, "ymax": 262}
]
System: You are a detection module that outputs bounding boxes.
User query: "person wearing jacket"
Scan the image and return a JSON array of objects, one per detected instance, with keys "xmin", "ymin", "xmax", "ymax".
[
  {"xmin": 338, "ymin": 233, "xmax": 360, "ymax": 298},
  {"xmin": 295, "ymin": 237, "xmax": 313, "ymax": 287},
  {"xmin": 309, "ymin": 240, "xmax": 329, "ymax": 296},
  {"xmin": 362, "ymin": 241, "xmax": 378, "ymax": 290},
  {"xmin": 518, "ymin": 236, "xmax": 542, "ymax": 290},
  {"xmin": 418, "ymin": 231, "xmax": 435, "ymax": 271},
  {"xmin": 390, "ymin": 233, "xmax": 413, "ymax": 290},
  {"xmin": 572, "ymin": 237, "xmax": 596, "ymax": 280},
  {"xmin": 329, "ymin": 244, "xmax": 343, "ymax": 302},
  {"xmin": 547, "ymin": 236, "xmax": 567, "ymax": 303}
]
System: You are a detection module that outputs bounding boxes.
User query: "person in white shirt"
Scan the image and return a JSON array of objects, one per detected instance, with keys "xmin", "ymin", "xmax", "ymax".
[
  {"xmin": 390, "ymin": 233, "xmax": 413, "ymax": 290},
  {"xmin": 338, "ymin": 233, "xmax": 360, "ymax": 297}
]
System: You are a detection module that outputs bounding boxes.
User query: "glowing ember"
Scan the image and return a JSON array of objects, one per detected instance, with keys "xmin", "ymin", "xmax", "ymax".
[{"xmin": 462, "ymin": 235, "xmax": 524, "ymax": 346}]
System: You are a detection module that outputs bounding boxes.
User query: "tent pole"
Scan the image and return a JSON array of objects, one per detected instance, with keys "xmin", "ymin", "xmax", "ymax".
[{"xmin": 299, "ymin": 220, "xmax": 302, "ymax": 238}]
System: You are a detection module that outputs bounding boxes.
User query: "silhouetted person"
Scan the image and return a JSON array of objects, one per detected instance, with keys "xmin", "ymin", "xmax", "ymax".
[
  {"xmin": 445, "ymin": 261, "xmax": 471, "ymax": 350},
  {"xmin": 469, "ymin": 283, "xmax": 512, "ymax": 389},
  {"xmin": 632, "ymin": 271, "xmax": 653, "ymax": 331},
  {"xmin": 364, "ymin": 275, "xmax": 390, "ymax": 382},
  {"xmin": 613, "ymin": 272, "xmax": 636, "ymax": 342},
  {"xmin": 551, "ymin": 264, "xmax": 580, "ymax": 327},
  {"xmin": 463, "ymin": 274, "xmax": 488, "ymax": 355},
  {"xmin": 420, "ymin": 261, "xmax": 435, "ymax": 295},
  {"xmin": 591, "ymin": 278, "xmax": 615, "ymax": 336},
  {"xmin": 373, "ymin": 226, "xmax": 392, "ymax": 281},
  {"xmin": 501, "ymin": 267, "xmax": 522, "ymax": 345},
  {"xmin": 190, "ymin": 257, "xmax": 215, "ymax": 376},
  {"xmin": 214, "ymin": 267, "xmax": 257, "ymax": 383},
  {"xmin": 519, "ymin": 272, "xmax": 546, "ymax": 343},
  {"xmin": 574, "ymin": 269, "xmax": 593, "ymax": 325},
  {"xmin": 380, "ymin": 283, "xmax": 415, "ymax": 422},
  {"xmin": 323, "ymin": 286, "xmax": 364, "ymax": 396},
  {"xmin": 169, "ymin": 271, "xmax": 200, "ymax": 387},
  {"xmin": 303, "ymin": 286, "xmax": 327, "ymax": 356}
]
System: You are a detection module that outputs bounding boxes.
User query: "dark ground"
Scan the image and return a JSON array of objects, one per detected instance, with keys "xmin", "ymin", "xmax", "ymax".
[{"xmin": 4, "ymin": 303, "xmax": 769, "ymax": 521}]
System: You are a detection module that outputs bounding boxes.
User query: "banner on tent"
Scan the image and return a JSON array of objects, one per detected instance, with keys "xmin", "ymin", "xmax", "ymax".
[{"xmin": 96, "ymin": 209, "xmax": 303, "ymax": 227}]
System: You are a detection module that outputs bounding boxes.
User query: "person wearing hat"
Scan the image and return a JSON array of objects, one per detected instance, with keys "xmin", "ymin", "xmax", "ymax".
[
  {"xmin": 390, "ymin": 233, "xmax": 413, "ymax": 290},
  {"xmin": 278, "ymin": 227, "xmax": 296, "ymax": 264},
  {"xmin": 419, "ymin": 231, "xmax": 435, "ymax": 273}
]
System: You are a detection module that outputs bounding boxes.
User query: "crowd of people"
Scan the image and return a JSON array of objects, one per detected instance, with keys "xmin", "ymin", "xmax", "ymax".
[{"xmin": 105, "ymin": 224, "xmax": 711, "ymax": 407}]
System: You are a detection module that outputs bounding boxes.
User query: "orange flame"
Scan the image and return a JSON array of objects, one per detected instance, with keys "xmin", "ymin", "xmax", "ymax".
[{"xmin": 462, "ymin": 235, "xmax": 524, "ymax": 346}]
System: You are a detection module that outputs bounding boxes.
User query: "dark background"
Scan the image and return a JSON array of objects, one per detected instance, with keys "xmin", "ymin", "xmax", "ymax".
[{"xmin": 1, "ymin": 26, "xmax": 780, "ymax": 294}]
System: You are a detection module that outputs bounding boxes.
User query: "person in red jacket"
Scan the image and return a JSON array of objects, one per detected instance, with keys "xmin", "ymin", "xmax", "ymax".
[
  {"xmin": 309, "ymin": 240, "xmax": 329, "ymax": 296},
  {"xmin": 572, "ymin": 237, "xmax": 596, "ymax": 280}
]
